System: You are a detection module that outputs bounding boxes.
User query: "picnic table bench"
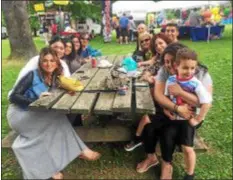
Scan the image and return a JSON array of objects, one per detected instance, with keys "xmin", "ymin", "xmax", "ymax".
[{"xmin": 2, "ymin": 55, "xmax": 208, "ymax": 152}]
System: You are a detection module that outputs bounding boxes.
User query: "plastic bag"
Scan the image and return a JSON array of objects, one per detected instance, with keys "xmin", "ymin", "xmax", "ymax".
[
  {"xmin": 58, "ymin": 75, "xmax": 84, "ymax": 92},
  {"xmin": 121, "ymin": 57, "xmax": 137, "ymax": 72}
]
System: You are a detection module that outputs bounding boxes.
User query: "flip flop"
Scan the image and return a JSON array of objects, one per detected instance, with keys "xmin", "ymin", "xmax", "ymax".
[{"xmin": 136, "ymin": 160, "xmax": 159, "ymax": 173}]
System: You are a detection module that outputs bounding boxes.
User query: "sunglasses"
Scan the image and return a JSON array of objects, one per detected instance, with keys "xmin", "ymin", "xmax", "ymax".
[
  {"xmin": 166, "ymin": 29, "xmax": 176, "ymax": 33},
  {"xmin": 140, "ymin": 38, "xmax": 150, "ymax": 44}
]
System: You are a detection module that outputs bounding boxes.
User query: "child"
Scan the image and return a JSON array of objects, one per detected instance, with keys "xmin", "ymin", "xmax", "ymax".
[{"xmin": 164, "ymin": 47, "xmax": 212, "ymax": 179}]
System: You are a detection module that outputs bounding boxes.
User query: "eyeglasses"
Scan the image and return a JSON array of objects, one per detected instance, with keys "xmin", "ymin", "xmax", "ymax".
[
  {"xmin": 140, "ymin": 38, "xmax": 150, "ymax": 44},
  {"xmin": 166, "ymin": 29, "xmax": 176, "ymax": 33}
]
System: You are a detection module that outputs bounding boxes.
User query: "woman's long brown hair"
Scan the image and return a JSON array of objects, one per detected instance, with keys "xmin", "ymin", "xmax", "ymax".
[
  {"xmin": 150, "ymin": 33, "xmax": 173, "ymax": 56},
  {"xmin": 38, "ymin": 47, "xmax": 63, "ymax": 86}
]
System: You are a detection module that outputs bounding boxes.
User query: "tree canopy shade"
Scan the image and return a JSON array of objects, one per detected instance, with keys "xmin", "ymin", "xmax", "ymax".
[{"xmin": 2, "ymin": 1, "xmax": 37, "ymax": 60}]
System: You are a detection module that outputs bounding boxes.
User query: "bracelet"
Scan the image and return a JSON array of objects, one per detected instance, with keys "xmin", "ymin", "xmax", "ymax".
[{"xmin": 174, "ymin": 104, "xmax": 179, "ymax": 113}]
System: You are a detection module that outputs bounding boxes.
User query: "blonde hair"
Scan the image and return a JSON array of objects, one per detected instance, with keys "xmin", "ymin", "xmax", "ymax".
[{"xmin": 139, "ymin": 32, "xmax": 152, "ymax": 42}]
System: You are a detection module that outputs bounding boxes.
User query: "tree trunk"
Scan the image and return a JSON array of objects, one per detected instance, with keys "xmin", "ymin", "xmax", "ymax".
[{"xmin": 2, "ymin": 1, "xmax": 38, "ymax": 60}]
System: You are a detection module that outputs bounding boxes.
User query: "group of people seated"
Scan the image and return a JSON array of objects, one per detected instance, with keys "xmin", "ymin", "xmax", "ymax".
[
  {"xmin": 7, "ymin": 22, "xmax": 213, "ymax": 180},
  {"xmin": 124, "ymin": 22, "xmax": 212, "ymax": 180}
]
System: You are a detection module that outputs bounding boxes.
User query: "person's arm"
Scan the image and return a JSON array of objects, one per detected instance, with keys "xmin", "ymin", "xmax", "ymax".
[
  {"xmin": 189, "ymin": 80, "xmax": 212, "ymax": 126},
  {"xmin": 168, "ymin": 83, "xmax": 200, "ymax": 106},
  {"xmin": 60, "ymin": 60, "xmax": 71, "ymax": 77},
  {"xmin": 138, "ymin": 56, "xmax": 156, "ymax": 67},
  {"xmin": 154, "ymin": 68, "xmax": 193, "ymax": 119},
  {"xmin": 9, "ymin": 72, "xmax": 34, "ymax": 107}
]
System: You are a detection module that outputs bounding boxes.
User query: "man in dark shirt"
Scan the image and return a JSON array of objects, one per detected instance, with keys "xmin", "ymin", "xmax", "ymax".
[{"xmin": 119, "ymin": 13, "xmax": 129, "ymax": 44}]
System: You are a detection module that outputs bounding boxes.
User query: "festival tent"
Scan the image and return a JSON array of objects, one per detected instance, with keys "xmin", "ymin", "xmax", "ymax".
[
  {"xmin": 147, "ymin": 1, "xmax": 230, "ymax": 12},
  {"xmin": 112, "ymin": 1, "xmax": 157, "ymax": 21}
]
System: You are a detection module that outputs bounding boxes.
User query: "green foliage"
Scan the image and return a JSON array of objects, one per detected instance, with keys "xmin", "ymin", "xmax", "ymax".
[
  {"xmin": 166, "ymin": 10, "xmax": 176, "ymax": 20},
  {"xmin": 67, "ymin": 1, "xmax": 102, "ymax": 23}
]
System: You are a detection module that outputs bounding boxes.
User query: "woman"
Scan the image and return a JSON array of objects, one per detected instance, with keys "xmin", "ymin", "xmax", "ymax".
[
  {"xmin": 8, "ymin": 35, "xmax": 70, "ymax": 99},
  {"xmin": 7, "ymin": 47, "xmax": 101, "ymax": 179},
  {"xmin": 138, "ymin": 33, "xmax": 173, "ymax": 84},
  {"xmin": 125, "ymin": 34, "xmax": 173, "ymax": 173},
  {"xmin": 154, "ymin": 43, "xmax": 213, "ymax": 179},
  {"xmin": 80, "ymin": 32, "xmax": 102, "ymax": 59},
  {"xmin": 63, "ymin": 38, "xmax": 82, "ymax": 74},
  {"xmin": 132, "ymin": 32, "xmax": 152, "ymax": 62},
  {"xmin": 71, "ymin": 35, "xmax": 82, "ymax": 56}
]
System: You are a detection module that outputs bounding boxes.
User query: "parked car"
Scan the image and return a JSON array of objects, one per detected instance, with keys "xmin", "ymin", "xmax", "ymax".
[
  {"xmin": 1, "ymin": 26, "xmax": 8, "ymax": 39},
  {"xmin": 76, "ymin": 18, "xmax": 101, "ymax": 38}
]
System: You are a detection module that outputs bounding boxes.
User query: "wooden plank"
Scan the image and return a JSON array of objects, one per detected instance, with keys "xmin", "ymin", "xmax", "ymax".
[
  {"xmin": 93, "ymin": 55, "xmax": 126, "ymax": 115},
  {"xmin": 94, "ymin": 92, "xmax": 116, "ymax": 115},
  {"xmin": 135, "ymin": 79, "xmax": 156, "ymax": 115},
  {"xmin": 71, "ymin": 56, "xmax": 116, "ymax": 115},
  {"xmin": 51, "ymin": 64, "xmax": 99, "ymax": 113},
  {"xmin": 84, "ymin": 55, "xmax": 116, "ymax": 91},
  {"xmin": 2, "ymin": 130, "xmax": 209, "ymax": 152},
  {"xmin": 112, "ymin": 79, "xmax": 132, "ymax": 113},
  {"xmin": 29, "ymin": 89, "xmax": 65, "ymax": 111},
  {"xmin": 70, "ymin": 92, "xmax": 98, "ymax": 114}
]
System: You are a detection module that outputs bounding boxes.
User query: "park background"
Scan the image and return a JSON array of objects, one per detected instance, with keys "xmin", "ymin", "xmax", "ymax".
[
  {"xmin": 2, "ymin": 25, "xmax": 232, "ymax": 179},
  {"xmin": 1, "ymin": 0, "xmax": 232, "ymax": 179}
]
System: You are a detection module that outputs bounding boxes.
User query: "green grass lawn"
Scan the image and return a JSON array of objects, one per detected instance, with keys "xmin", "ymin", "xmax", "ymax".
[{"xmin": 1, "ymin": 26, "xmax": 232, "ymax": 179}]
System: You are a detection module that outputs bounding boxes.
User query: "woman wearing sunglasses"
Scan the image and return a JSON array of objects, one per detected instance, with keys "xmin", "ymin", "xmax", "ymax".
[{"xmin": 132, "ymin": 32, "xmax": 152, "ymax": 63}]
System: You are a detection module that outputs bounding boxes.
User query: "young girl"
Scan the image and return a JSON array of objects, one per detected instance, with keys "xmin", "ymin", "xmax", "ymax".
[{"xmin": 8, "ymin": 47, "xmax": 100, "ymax": 179}]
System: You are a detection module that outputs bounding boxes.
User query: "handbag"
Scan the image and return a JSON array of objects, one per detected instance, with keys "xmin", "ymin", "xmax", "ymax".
[{"xmin": 58, "ymin": 75, "xmax": 84, "ymax": 92}]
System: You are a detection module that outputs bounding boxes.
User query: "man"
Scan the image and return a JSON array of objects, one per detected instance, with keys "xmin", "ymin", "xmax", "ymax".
[
  {"xmin": 165, "ymin": 23, "xmax": 179, "ymax": 43},
  {"xmin": 119, "ymin": 13, "xmax": 129, "ymax": 44},
  {"xmin": 188, "ymin": 8, "xmax": 202, "ymax": 27}
]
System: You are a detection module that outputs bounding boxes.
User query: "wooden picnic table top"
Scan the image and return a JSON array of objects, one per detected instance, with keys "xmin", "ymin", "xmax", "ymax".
[{"xmin": 29, "ymin": 55, "xmax": 156, "ymax": 116}]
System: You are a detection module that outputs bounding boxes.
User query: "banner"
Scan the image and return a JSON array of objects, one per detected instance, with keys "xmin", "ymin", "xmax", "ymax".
[
  {"xmin": 34, "ymin": 3, "xmax": 45, "ymax": 12},
  {"xmin": 53, "ymin": 0, "xmax": 69, "ymax": 5},
  {"xmin": 102, "ymin": 0, "xmax": 112, "ymax": 42}
]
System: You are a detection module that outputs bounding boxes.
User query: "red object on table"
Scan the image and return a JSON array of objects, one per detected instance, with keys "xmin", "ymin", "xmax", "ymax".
[
  {"xmin": 59, "ymin": 32, "xmax": 80, "ymax": 37},
  {"xmin": 91, "ymin": 57, "xmax": 97, "ymax": 68}
]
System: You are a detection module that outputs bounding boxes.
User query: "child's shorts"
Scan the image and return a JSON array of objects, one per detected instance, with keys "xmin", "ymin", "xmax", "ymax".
[{"xmin": 178, "ymin": 120, "xmax": 203, "ymax": 147}]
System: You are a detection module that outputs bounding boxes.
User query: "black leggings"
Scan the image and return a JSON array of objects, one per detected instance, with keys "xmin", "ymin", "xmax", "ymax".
[{"xmin": 141, "ymin": 112, "xmax": 170, "ymax": 154}]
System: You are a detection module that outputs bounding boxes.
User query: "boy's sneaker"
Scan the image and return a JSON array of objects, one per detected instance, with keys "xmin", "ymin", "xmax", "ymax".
[
  {"xmin": 124, "ymin": 136, "xmax": 143, "ymax": 152},
  {"xmin": 183, "ymin": 173, "xmax": 194, "ymax": 180}
]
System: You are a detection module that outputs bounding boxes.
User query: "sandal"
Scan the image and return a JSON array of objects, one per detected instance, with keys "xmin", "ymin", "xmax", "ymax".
[
  {"xmin": 136, "ymin": 159, "xmax": 159, "ymax": 173},
  {"xmin": 79, "ymin": 151, "xmax": 101, "ymax": 161}
]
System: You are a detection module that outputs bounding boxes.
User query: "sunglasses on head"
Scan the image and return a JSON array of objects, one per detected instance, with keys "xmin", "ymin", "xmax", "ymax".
[
  {"xmin": 140, "ymin": 38, "xmax": 150, "ymax": 44},
  {"xmin": 166, "ymin": 29, "xmax": 176, "ymax": 33}
]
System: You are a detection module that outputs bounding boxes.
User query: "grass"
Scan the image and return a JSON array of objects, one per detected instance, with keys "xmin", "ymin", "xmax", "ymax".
[{"xmin": 1, "ymin": 25, "xmax": 232, "ymax": 179}]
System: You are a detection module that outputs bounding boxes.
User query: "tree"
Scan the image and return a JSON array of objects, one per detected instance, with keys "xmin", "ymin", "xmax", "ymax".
[{"xmin": 2, "ymin": 1, "xmax": 37, "ymax": 60}]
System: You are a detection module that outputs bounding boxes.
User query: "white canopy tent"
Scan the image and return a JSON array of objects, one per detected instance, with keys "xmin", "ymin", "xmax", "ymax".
[
  {"xmin": 147, "ymin": 1, "xmax": 230, "ymax": 12},
  {"xmin": 112, "ymin": 1, "xmax": 157, "ymax": 21}
]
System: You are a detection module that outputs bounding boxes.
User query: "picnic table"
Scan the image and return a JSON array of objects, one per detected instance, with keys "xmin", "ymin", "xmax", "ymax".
[{"xmin": 2, "ymin": 55, "xmax": 208, "ymax": 152}]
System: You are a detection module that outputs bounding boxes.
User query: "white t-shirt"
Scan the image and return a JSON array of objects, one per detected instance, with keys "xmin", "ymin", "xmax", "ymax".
[
  {"xmin": 8, "ymin": 55, "xmax": 71, "ymax": 98},
  {"xmin": 165, "ymin": 75, "xmax": 212, "ymax": 120}
]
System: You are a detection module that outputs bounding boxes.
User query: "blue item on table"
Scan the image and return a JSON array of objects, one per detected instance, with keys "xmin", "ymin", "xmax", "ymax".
[{"xmin": 122, "ymin": 57, "xmax": 137, "ymax": 72}]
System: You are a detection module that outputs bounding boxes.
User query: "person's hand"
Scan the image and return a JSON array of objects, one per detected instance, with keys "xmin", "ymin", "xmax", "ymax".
[
  {"xmin": 168, "ymin": 83, "xmax": 183, "ymax": 96},
  {"xmin": 39, "ymin": 92, "xmax": 52, "ymax": 99},
  {"xmin": 164, "ymin": 109, "xmax": 176, "ymax": 120},
  {"xmin": 177, "ymin": 104, "xmax": 194, "ymax": 120},
  {"xmin": 137, "ymin": 62, "xmax": 142, "ymax": 67},
  {"xmin": 189, "ymin": 117, "xmax": 200, "ymax": 127}
]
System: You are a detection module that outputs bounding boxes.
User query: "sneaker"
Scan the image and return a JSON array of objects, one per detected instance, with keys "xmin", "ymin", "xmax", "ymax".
[
  {"xmin": 124, "ymin": 140, "xmax": 143, "ymax": 151},
  {"xmin": 183, "ymin": 173, "xmax": 194, "ymax": 180}
]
